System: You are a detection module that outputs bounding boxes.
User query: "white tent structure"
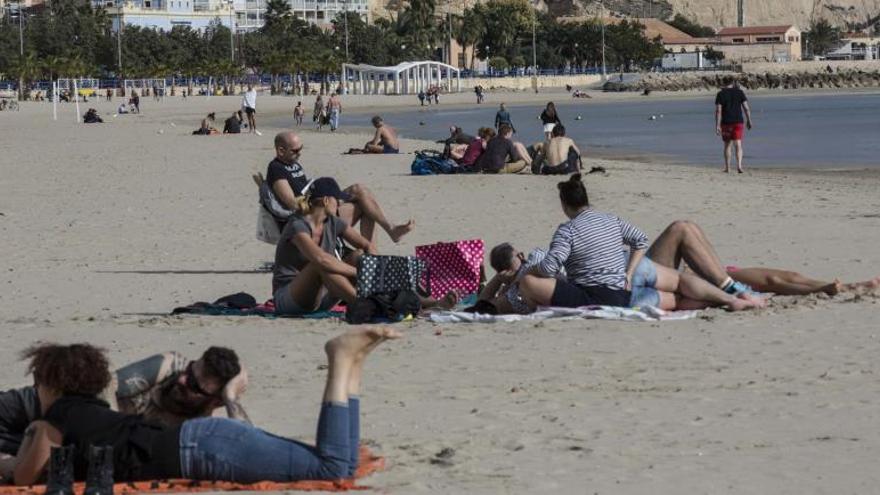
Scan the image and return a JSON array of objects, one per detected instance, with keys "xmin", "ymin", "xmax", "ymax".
[{"xmin": 341, "ymin": 61, "xmax": 462, "ymax": 95}]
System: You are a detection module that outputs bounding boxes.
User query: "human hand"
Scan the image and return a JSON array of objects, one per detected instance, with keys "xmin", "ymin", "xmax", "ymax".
[
  {"xmin": 746, "ymin": 120, "xmax": 753, "ymax": 130},
  {"xmin": 624, "ymin": 275, "xmax": 633, "ymax": 291},
  {"xmin": 715, "ymin": 126, "xmax": 721, "ymax": 136},
  {"xmin": 223, "ymin": 368, "xmax": 249, "ymax": 402},
  {"xmin": 497, "ymin": 269, "xmax": 517, "ymax": 285}
]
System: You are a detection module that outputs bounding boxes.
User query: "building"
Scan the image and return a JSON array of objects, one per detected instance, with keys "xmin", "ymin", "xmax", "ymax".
[
  {"xmin": 662, "ymin": 25, "xmax": 802, "ymax": 64},
  {"xmin": 94, "ymin": 0, "xmax": 235, "ymax": 31},
  {"xmin": 825, "ymin": 33, "xmax": 880, "ymax": 60},
  {"xmin": 96, "ymin": 0, "xmax": 370, "ymax": 33}
]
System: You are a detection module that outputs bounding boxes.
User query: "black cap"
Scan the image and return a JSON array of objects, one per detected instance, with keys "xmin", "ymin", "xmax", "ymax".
[{"xmin": 309, "ymin": 177, "xmax": 352, "ymax": 202}]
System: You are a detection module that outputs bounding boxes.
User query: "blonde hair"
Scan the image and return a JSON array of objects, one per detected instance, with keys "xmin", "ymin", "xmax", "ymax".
[{"xmin": 293, "ymin": 192, "xmax": 327, "ymax": 215}]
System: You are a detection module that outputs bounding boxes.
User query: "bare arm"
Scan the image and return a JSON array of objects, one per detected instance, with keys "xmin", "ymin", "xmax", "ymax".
[
  {"xmin": 715, "ymin": 104, "xmax": 722, "ymax": 134},
  {"xmin": 222, "ymin": 369, "xmax": 251, "ymax": 424},
  {"xmin": 291, "ymin": 232, "xmax": 357, "ymax": 278},
  {"xmin": 742, "ymin": 101, "xmax": 753, "ymax": 129},
  {"xmin": 271, "ymin": 180, "xmax": 299, "ymax": 211},
  {"xmin": 114, "ymin": 353, "xmax": 182, "ymax": 401},
  {"xmin": 369, "ymin": 128, "xmax": 382, "ymax": 146},
  {"xmin": 340, "ymin": 225, "xmax": 376, "ymax": 255},
  {"xmin": 12, "ymin": 422, "xmax": 61, "ymax": 486}
]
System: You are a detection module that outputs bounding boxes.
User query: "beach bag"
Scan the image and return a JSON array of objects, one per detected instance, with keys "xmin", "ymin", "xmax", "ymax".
[
  {"xmin": 411, "ymin": 150, "xmax": 456, "ymax": 175},
  {"xmin": 356, "ymin": 255, "xmax": 431, "ymax": 298},
  {"xmin": 256, "ymin": 205, "xmax": 282, "ymax": 245},
  {"xmin": 415, "ymin": 239, "xmax": 484, "ymax": 299},
  {"xmin": 258, "ymin": 181, "xmax": 295, "ymax": 221}
]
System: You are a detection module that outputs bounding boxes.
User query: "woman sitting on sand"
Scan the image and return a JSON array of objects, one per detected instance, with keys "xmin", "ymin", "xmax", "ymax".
[
  {"xmin": 449, "ymin": 127, "xmax": 495, "ymax": 171},
  {"xmin": 272, "ymin": 177, "xmax": 375, "ymax": 316},
  {"xmin": 5, "ymin": 327, "xmax": 400, "ymax": 485},
  {"xmin": 517, "ymin": 174, "xmax": 765, "ymax": 312}
]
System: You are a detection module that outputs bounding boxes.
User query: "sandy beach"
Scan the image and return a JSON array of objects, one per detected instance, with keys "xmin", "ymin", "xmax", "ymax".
[{"xmin": 1, "ymin": 92, "xmax": 879, "ymax": 494}]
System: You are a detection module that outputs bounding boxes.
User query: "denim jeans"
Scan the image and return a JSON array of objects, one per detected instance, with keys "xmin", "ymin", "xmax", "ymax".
[
  {"xmin": 329, "ymin": 108, "xmax": 340, "ymax": 130},
  {"xmin": 179, "ymin": 398, "xmax": 360, "ymax": 483}
]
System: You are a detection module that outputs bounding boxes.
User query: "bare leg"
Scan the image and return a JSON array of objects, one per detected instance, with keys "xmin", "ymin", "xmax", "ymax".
[
  {"xmin": 323, "ymin": 327, "xmax": 402, "ymax": 404},
  {"xmin": 289, "ymin": 263, "xmax": 329, "ymax": 311},
  {"xmin": 518, "ymin": 274, "xmax": 557, "ymax": 307},
  {"xmin": 723, "ymin": 141, "xmax": 732, "ymax": 173},
  {"xmin": 499, "ymin": 160, "xmax": 529, "ymax": 174},
  {"xmin": 647, "ymin": 220, "xmax": 729, "ymax": 287},
  {"xmin": 345, "ymin": 184, "xmax": 414, "ymax": 243},
  {"xmin": 841, "ymin": 275, "xmax": 880, "ymax": 292},
  {"xmin": 512, "ymin": 142, "xmax": 533, "ymax": 166},
  {"xmin": 421, "ymin": 291, "xmax": 460, "ymax": 310},
  {"xmin": 654, "ymin": 263, "xmax": 765, "ymax": 311},
  {"xmin": 734, "ymin": 140, "xmax": 744, "ymax": 173},
  {"xmin": 729, "ymin": 267, "xmax": 840, "ymax": 296}
]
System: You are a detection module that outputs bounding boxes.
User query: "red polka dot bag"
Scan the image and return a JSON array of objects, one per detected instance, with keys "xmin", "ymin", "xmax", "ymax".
[{"xmin": 415, "ymin": 239, "xmax": 484, "ymax": 300}]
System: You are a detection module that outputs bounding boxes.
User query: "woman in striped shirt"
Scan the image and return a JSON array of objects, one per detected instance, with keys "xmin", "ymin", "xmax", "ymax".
[{"xmin": 518, "ymin": 174, "xmax": 766, "ymax": 311}]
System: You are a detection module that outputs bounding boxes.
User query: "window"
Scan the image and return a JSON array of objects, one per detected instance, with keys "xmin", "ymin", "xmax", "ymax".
[
  {"xmin": 756, "ymin": 36, "xmax": 781, "ymax": 42},
  {"xmin": 732, "ymin": 37, "xmax": 745, "ymax": 43}
]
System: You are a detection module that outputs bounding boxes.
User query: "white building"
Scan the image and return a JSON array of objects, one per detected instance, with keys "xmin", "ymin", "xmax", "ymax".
[
  {"xmin": 94, "ymin": 0, "xmax": 235, "ymax": 31},
  {"xmin": 96, "ymin": 0, "xmax": 370, "ymax": 33}
]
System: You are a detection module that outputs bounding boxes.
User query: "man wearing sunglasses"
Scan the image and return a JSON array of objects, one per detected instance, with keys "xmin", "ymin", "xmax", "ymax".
[
  {"xmin": 263, "ymin": 131, "xmax": 415, "ymax": 244},
  {"xmin": 0, "ymin": 347, "xmax": 248, "ymax": 456}
]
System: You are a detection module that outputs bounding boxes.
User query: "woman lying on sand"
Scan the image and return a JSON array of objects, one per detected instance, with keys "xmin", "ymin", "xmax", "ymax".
[
  {"xmin": 2, "ymin": 328, "xmax": 400, "ymax": 485},
  {"xmin": 517, "ymin": 174, "xmax": 763, "ymax": 312},
  {"xmin": 272, "ymin": 177, "xmax": 454, "ymax": 316}
]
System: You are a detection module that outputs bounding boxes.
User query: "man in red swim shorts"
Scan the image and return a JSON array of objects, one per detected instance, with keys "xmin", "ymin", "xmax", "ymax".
[{"xmin": 714, "ymin": 76, "xmax": 753, "ymax": 173}]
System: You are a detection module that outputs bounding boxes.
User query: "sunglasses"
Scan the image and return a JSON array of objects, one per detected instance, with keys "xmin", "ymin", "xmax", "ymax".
[
  {"xmin": 184, "ymin": 362, "xmax": 217, "ymax": 398},
  {"xmin": 290, "ymin": 145, "xmax": 304, "ymax": 154}
]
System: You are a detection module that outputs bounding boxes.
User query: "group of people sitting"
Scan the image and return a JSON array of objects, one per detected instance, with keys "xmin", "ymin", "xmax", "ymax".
[
  {"xmin": 0, "ymin": 328, "xmax": 400, "ymax": 486},
  {"xmin": 82, "ymin": 108, "xmax": 103, "ymax": 124}
]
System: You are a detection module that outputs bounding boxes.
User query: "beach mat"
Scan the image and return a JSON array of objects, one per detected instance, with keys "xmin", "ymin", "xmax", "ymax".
[
  {"xmin": 171, "ymin": 293, "xmax": 345, "ymax": 319},
  {"xmin": 428, "ymin": 305, "xmax": 699, "ymax": 323},
  {"xmin": 0, "ymin": 448, "xmax": 382, "ymax": 494}
]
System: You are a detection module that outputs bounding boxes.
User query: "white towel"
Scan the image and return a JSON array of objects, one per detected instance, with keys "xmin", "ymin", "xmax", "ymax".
[{"xmin": 428, "ymin": 305, "xmax": 698, "ymax": 323}]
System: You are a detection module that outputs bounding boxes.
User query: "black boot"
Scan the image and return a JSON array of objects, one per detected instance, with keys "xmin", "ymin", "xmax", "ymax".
[
  {"xmin": 84, "ymin": 445, "xmax": 114, "ymax": 495},
  {"xmin": 45, "ymin": 445, "xmax": 75, "ymax": 495}
]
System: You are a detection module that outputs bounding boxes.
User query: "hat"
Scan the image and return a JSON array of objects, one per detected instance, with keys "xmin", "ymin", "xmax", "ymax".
[{"xmin": 309, "ymin": 177, "xmax": 352, "ymax": 202}]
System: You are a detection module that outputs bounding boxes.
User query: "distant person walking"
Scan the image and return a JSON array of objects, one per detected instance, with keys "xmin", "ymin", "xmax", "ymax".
[
  {"xmin": 242, "ymin": 84, "xmax": 258, "ymax": 133},
  {"xmin": 327, "ymin": 93, "xmax": 342, "ymax": 132},
  {"xmin": 294, "ymin": 101, "xmax": 304, "ymax": 126},
  {"xmin": 540, "ymin": 102, "xmax": 561, "ymax": 140},
  {"xmin": 714, "ymin": 76, "xmax": 753, "ymax": 173},
  {"xmin": 494, "ymin": 103, "xmax": 515, "ymax": 133},
  {"xmin": 313, "ymin": 94, "xmax": 326, "ymax": 130}
]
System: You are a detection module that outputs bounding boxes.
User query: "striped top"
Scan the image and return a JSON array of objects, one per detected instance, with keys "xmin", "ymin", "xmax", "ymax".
[{"xmin": 538, "ymin": 209, "xmax": 649, "ymax": 289}]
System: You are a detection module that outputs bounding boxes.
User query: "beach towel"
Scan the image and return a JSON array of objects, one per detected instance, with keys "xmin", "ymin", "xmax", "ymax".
[
  {"xmin": 0, "ymin": 447, "xmax": 382, "ymax": 494},
  {"xmin": 171, "ymin": 293, "xmax": 345, "ymax": 319},
  {"xmin": 428, "ymin": 305, "xmax": 698, "ymax": 323},
  {"xmin": 415, "ymin": 240, "xmax": 484, "ymax": 299}
]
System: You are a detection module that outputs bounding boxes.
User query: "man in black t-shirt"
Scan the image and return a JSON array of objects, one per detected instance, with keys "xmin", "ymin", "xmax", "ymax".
[
  {"xmin": 714, "ymin": 76, "xmax": 753, "ymax": 173},
  {"xmin": 264, "ymin": 132, "xmax": 414, "ymax": 243},
  {"xmin": 223, "ymin": 113, "xmax": 241, "ymax": 134},
  {"xmin": 476, "ymin": 124, "xmax": 529, "ymax": 174}
]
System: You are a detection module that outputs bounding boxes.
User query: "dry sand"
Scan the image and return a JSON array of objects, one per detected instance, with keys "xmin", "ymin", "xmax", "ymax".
[{"xmin": 1, "ymin": 92, "xmax": 879, "ymax": 494}]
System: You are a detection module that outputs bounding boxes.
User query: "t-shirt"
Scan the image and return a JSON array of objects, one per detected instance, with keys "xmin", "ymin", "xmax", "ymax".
[
  {"xmin": 0, "ymin": 386, "xmax": 40, "ymax": 455},
  {"xmin": 540, "ymin": 110, "xmax": 561, "ymax": 125},
  {"xmin": 273, "ymin": 214, "xmax": 348, "ymax": 291},
  {"xmin": 223, "ymin": 117, "xmax": 241, "ymax": 134},
  {"xmin": 715, "ymin": 87, "xmax": 748, "ymax": 124},
  {"xmin": 477, "ymin": 136, "xmax": 516, "ymax": 173},
  {"xmin": 459, "ymin": 138, "xmax": 485, "ymax": 167},
  {"xmin": 242, "ymin": 90, "xmax": 257, "ymax": 110},
  {"xmin": 266, "ymin": 158, "xmax": 309, "ymax": 198}
]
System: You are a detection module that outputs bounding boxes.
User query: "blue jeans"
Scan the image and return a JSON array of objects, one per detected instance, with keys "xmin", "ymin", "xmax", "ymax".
[
  {"xmin": 329, "ymin": 108, "xmax": 340, "ymax": 130},
  {"xmin": 179, "ymin": 398, "xmax": 361, "ymax": 482}
]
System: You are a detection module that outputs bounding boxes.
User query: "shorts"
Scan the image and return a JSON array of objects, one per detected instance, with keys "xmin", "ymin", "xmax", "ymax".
[
  {"xmin": 273, "ymin": 284, "xmax": 339, "ymax": 316},
  {"xmin": 244, "ymin": 106, "xmax": 256, "ymax": 116},
  {"xmin": 382, "ymin": 144, "xmax": 399, "ymax": 154},
  {"xmin": 550, "ymin": 279, "xmax": 630, "ymax": 308},
  {"xmin": 629, "ymin": 256, "xmax": 661, "ymax": 308},
  {"xmin": 720, "ymin": 123, "xmax": 744, "ymax": 142},
  {"xmin": 542, "ymin": 123, "xmax": 556, "ymax": 134}
]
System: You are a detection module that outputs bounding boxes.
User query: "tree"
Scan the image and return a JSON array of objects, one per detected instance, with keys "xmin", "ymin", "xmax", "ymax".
[
  {"xmin": 667, "ymin": 14, "xmax": 716, "ymax": 38},
  {"xmin": 806, "ymin": 18, "xmax": 841, "ymax": 56},
  {"xmin": 704, "ymin": 46, "xmax": 725, "ymax": 64}
]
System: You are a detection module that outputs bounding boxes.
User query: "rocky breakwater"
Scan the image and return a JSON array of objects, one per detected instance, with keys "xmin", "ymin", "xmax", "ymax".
[{"xmin": 603, "ymin": 69, "xmax": 880, "ymax": 92}]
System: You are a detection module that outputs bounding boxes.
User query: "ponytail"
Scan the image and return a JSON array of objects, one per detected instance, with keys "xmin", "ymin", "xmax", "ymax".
[
  {"xmin": 293, "ymin": 193, "xmax": 312, "ymax": 214},
  {"xmin": 557, "ymin": 173, "xmax": 589, "ymax": 209}
]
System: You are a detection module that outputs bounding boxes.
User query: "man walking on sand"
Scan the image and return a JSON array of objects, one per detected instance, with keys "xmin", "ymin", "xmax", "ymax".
[
  {"xmin": 327, "ymin": 93, "xmax": 342, "ymax": 132},
  {"xmin": 715, "ymin": 76, "xmax": 753, "ymax": 173},
  {"xmin": 242, "ymin": 84, "xmax": 258, "ymax": 134}
]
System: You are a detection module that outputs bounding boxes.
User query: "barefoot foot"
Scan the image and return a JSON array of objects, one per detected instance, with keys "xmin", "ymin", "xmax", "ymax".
[
  {"xmin": 728, "ymin": 293, "xmax": 767, "ymax": 311},
  {"xmin": 821, "ymin": 279, "xmax": 841, "ymax": 296},
  {"xmin": 325, "ymin": 327, "xmax": 402, "ymax": 364},
  {"xmin": 389, "ymin": 220, "xmax": 416, "ymax": 243},
  {"xmin": 437, "ymin": 290, "xmax": 460, "ymax": 310}
]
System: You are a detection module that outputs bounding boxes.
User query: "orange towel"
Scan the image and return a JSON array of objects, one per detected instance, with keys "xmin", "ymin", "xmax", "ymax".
[{"xmin": 0, "ymin": 447, "xmax": 383, "ymax": 494}]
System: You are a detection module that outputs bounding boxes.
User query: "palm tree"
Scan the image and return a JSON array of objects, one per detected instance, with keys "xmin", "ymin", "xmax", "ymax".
[
  {"xmin": 455, "ymin": 9, "xmax": 485, "ymax": 69},
  {"xmin": 10, "ymin": 53, "xmax": 41, "ymax": 101}
]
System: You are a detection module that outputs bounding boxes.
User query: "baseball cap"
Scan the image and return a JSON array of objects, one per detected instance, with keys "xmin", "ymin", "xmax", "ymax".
[{"xmin": 309, "ymin": 177, "xmax": 352, "ymax": 202}]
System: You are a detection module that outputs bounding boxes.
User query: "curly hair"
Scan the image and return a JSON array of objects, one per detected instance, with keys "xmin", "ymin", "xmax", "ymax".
[
  {"xmin": 22, "ymin": 343, "xmax": 112, "ymax": 396},
  {"xmin": 201, "ymin": 347, "xmax": 241, "ymax": 384}
]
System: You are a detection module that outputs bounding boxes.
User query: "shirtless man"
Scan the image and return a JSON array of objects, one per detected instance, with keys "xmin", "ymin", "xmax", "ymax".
[
  {"xmin": 327, "ymin": 93, "xmax": 342, "ymax": 132},
  {"xmin": 0, "ymin": 347, "xmax": 248, "ymax": 456},
  {"xmin": 261, "ymin": 131, "xmax": 414, "ymax": 243},
  {"xmin": 357, "ymin": 116, "xmax": 399, "ymax": 154},
  {"xmin": 531, "ymin": 124, "xmax": 582, "ymax": 174}
]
